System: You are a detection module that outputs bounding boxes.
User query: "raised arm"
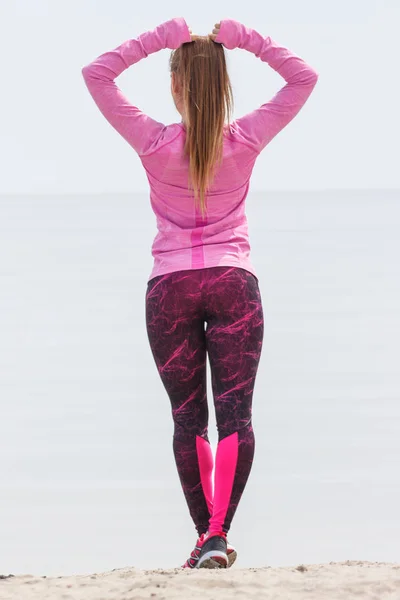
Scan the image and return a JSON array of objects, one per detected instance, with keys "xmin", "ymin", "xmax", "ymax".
[
  {"xmin": 81, "ymin": 17, "xmax": 191, "ymax": 156},
  {"xmin": 215, "ymin": 19, "xmax": 319, "ymax": 153}
]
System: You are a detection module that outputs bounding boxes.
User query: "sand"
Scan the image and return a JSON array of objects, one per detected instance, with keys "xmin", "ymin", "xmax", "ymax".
[{"xmin": 1, "ymin": 561, "xmax": 399, "ymax": 600}]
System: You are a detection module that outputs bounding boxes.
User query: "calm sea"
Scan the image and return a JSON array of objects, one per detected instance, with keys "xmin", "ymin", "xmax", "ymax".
[{"xmin": 0, "ymin": 189, "xmax": 399, "ymax": 575}]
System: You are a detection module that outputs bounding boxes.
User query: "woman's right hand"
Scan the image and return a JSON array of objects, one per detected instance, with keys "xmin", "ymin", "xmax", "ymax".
[
  {"xmin": 208, "ymin": 20, "xmax": 242, "ymax": 49},
  {"xmin": 208, "ymin": 22, "xmax": 221, "ymax": 43}
]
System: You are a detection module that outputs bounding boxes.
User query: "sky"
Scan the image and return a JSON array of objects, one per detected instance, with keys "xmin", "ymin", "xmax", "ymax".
[{"xmin": 0, "ymin": 0, "xmax": 398, "ymax": 194}]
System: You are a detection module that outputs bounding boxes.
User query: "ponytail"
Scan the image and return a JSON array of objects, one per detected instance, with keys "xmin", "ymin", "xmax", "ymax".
[{"xmin": 170, "ymin": 36, "xmax": 233, "ymax": 218}]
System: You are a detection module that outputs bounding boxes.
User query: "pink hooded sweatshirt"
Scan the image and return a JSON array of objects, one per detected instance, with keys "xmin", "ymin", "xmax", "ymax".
[{"xmin": 82, "ymin": 17, "xmax": 319, "ymax": 283}]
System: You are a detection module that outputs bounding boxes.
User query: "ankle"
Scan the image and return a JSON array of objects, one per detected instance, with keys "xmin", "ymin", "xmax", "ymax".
[{"xmin": 207, "ymin": 529, "xmax": 226, "ymax": 539}]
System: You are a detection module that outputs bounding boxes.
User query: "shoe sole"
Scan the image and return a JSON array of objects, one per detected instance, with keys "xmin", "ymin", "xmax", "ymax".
[
  {"xmin": 209, "ymin": 549, "xmax": 237, "ymax": 569},
  {"xmin": 197, "ymin": 550, "xmax": 228, "ymax": 569},
  {"xmin": 227, "ymin": 549, "xmax": 237, "ymax": 567},
  {"xmin": 182, "ymin": 550, "xmax": 237, "ymax": 570}
]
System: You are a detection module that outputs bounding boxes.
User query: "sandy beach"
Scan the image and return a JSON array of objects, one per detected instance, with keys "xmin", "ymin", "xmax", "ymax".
[{"xmin": 1, "ymin": 561, "xmax": 399, "ymax": 600}]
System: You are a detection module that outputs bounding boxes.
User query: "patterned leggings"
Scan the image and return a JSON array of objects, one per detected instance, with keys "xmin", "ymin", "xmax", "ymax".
[{"xmin": 145, "ymin": 266, "xmax": 264, "ymax": 536}]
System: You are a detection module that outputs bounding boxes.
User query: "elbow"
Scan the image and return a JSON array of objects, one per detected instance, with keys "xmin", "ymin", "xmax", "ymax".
[
  {"xmin": 295, "ymin": 67, "xmax": 319, "ymax": 87},
  {"xmin": 304, "ymin": 68, "xmax": 319, "ymax": 89},
  {"xmin": 81, "ymin": 65, "xmax": 91, "ymax": 81}
]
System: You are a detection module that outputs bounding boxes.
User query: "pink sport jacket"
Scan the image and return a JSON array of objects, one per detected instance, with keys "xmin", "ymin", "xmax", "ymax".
[{"xmin": 82, "ymin": 17, "xmax": 319, "ymax": 283}]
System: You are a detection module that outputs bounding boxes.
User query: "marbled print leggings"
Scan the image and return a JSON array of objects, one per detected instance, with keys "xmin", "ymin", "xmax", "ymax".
[{"xmin": 145, "ymin": 266, "xmax": 264, "ymax": 536}]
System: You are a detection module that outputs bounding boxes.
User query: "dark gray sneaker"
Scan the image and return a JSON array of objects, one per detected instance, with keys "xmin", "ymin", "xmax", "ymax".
[
  {"xmin": 181, "ymin": 534, "xmax": 237, "ymax": 569},
  {"xmin": 197, "ymin": 532, "xmax": 228, "ymax": 569}
]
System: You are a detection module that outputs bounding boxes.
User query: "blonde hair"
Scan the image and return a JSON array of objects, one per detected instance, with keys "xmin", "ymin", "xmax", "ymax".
[{"xmin": 169, "ymin": 36, "xmax": 234, "ymax": 218}]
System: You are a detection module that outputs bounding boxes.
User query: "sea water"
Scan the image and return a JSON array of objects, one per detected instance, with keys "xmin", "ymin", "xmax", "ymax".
[{"xmin": 0, "ymin": 189, "xmax": 399, "ymax": 575}]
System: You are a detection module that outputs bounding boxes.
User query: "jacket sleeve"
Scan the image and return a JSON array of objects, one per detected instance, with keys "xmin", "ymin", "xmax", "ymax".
[
  {"xmin": 81, "ymin": 17, "xmax": 191, "ymax": 156},
  {"xmin": 216, "ymin": 19, "xmax": 319, "ymax": 153}
]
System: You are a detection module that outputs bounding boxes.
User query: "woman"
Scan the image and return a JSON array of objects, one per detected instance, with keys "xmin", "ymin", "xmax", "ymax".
[{"xmin": 82, "ymin": 16, "xmax": 318, "ymax": 569}]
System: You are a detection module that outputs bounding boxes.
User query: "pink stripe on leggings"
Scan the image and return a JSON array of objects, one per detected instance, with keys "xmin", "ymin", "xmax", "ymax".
[
  {"xmin": 208, "ymin": 431, "xmax": 239, "ymax": 534},
  {"xmin": 196, "ymin": 435, "xmax": 214, "ymax": 516}
]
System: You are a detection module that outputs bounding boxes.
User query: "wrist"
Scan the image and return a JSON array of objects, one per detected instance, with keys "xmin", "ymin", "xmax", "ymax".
[
  {"xmin": 216, "ymin": 19, "xmax": 257, "ymax": 52},
  {"xmin": 138, "ymin": 17, "xmax": 191, "ymax": 56},
  {"xmin": 215, "ymin": 19, "xmax": 242, "ymax": 49},
  {"xmin": 161, "ymin": 17, "xmax": 191, "ymax": 49}
]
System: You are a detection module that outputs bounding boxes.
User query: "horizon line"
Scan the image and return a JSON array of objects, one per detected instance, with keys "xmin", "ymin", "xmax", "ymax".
[{"xmin": 1, "ymin": 188, "xmax": 399, "ymax": 196}]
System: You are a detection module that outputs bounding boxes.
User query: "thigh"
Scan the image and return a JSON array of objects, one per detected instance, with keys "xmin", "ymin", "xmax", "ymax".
[
  {"xmin": 145, "ymin": 271, "xmax": 208, "ymax": 432},
  {"xmin": 204, "ymin": 268, "xmax": 264, "ymax": 436}
]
